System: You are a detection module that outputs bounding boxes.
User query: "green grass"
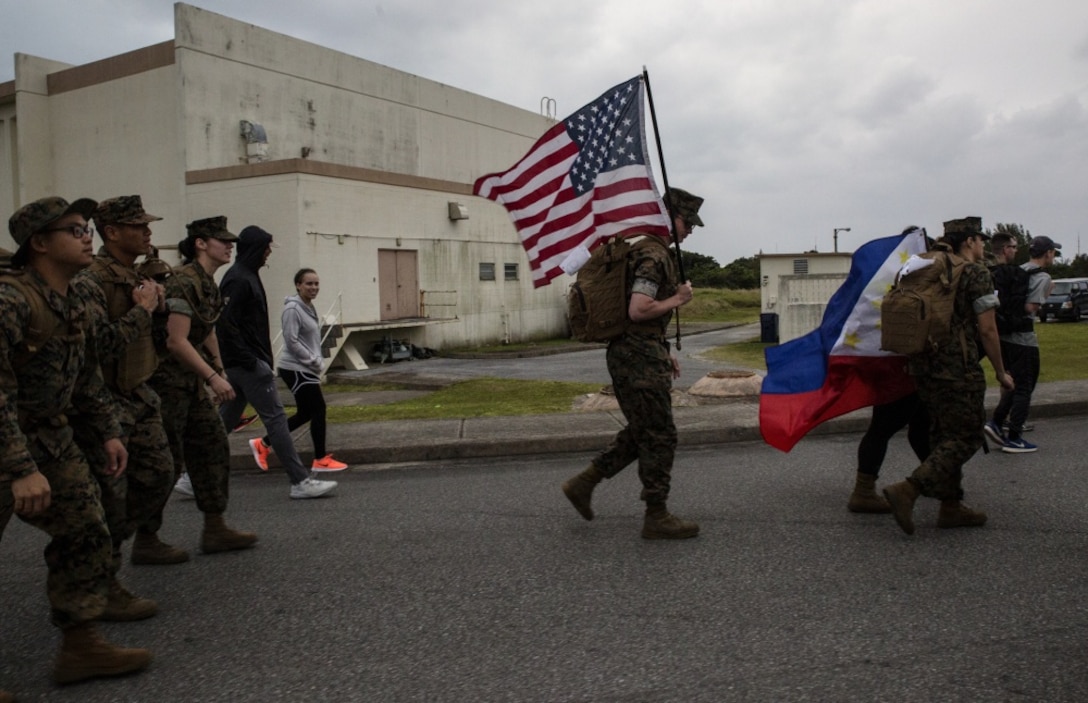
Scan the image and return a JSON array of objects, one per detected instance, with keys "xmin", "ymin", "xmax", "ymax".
[
  {"xmin": 684, "ymin": 288, "xmax": 760, "ymax": 323},
  {"xmin": 700, "ymin": 336, "xmax": 770, "ymax": 370},
  {"xmin": 446, "ymin": 338, "xmax": 585, "ymax": 354},
  {"xmin": 325, "ymin": 377, "xmax": 603, "ymax": 423},
  {"xmin": 984, "ymin": 321, "xmax": 1088, "ymax": 384},
  {"xmin": 699, "ymin": 321, "xmax": 1088, "ymax": 383}
]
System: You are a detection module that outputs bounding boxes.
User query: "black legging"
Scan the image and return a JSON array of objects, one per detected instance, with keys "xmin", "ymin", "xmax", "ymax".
[
  {"xmin": 262, "ymin": 368, "xmax": 328, "ymax": 458},
  {"xmin": 857, "ymin": 392, "xmax": 929, "ymax": 477}
]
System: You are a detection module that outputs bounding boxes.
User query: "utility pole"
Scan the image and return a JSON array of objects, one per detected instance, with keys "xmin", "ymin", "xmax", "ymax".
[{"xmin": 833, "ymin": 227, "xmax": 851, "ymax": 253}]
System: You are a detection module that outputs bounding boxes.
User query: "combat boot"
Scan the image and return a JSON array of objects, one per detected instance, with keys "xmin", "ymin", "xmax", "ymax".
[
  {"xmin": 201, "ymin": 513, "xmax": 258, "ymax": 554},
  {"xmin": 937, "ymin": 500, "xmax": 988, "ymax": 529},
  {"xmin": 53, "ymin": 622, "xmax": 152, "ymax": 685},
  {"xmin": 131, "ymin": 531, "xmax": 190, "ymax": 565},
  {"xmin": 847, "ymin": 472, "xmax": 891, "ymax": 513},
  {"xmin": 641, "ymin": 503, "xmax": 699, "ymax": 540},
  {"xmin": 100, "ymin": 578, "xmax": 157, "ymax": 622},
  {"xmin": 561, "ymin": 464, "xmax": 604, "ymax": 521},
  {"xmin": 882, "ymin": 481, "xmax": 920, "ymax": 535}
]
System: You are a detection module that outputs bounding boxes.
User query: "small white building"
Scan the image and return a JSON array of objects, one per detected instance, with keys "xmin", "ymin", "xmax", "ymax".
[
  {"xmin": 758, "ymin": 251, "xmax": 851, "ymax": 343},
  {"xmin": 0, "ymin": 4, "xmax": 567, "ymax": 368}
]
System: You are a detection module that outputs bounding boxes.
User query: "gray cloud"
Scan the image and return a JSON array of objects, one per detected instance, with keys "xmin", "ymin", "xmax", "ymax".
[{"xmin": 1, "ymin": 0, "xmax": 1085, "ymax": 264}]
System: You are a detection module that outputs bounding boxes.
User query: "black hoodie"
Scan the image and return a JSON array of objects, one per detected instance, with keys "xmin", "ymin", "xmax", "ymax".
[{"xmin": 217, "ymin": 225, "xmax": 274, "ymax": 371}]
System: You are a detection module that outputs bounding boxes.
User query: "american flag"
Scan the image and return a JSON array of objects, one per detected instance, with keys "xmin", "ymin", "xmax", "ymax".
[{"xmin": 473, "ymin": 76, "xmax": 671, "ymax": 288}]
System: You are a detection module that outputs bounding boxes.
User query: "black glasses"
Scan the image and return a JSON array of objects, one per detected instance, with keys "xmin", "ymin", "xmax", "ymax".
[{"xmin": 44, "ymin": 224, "xmax": 94, "ymax": 238}]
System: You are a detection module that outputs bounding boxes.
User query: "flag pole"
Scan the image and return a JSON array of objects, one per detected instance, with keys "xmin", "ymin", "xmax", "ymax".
[{"xmin": 642, "ymin": 67, "xmax": 685, "ymax": 350}]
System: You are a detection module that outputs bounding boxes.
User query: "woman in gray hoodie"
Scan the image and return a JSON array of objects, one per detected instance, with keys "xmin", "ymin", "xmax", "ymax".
[{"xmin": 258, "ymin": 268, "xmax": 346, "ymax": 471}]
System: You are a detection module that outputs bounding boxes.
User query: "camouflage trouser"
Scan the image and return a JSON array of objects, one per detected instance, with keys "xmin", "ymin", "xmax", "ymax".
[
  {"xmin": 2, "ymin": 434, "xmax": 111, "ymax": 628},
  {"xmin": 143, "ymin": 379, "xmax": 231, "ymax": 531},
  {"xmin": 593, "ymin": 336, "xmax": 677, "ymax": 505},
  {"xmin": 74, "ymin": 384, "xmax": 175, "ymax": 575},
  {"xmin": 907, "ymin": 374, "xmax": 986, "ymax": 500}
]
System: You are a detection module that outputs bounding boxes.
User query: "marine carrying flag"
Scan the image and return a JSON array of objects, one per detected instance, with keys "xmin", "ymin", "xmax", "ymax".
[
  {"xmin": 473, "ymin": 76, "xmax": 671, "ymax": 288},
  {"xmin": 759, "ymin": 228, "xmax": 929, "ymax": 452}
]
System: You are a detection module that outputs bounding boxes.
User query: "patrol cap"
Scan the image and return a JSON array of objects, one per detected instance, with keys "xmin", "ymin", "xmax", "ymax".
[
  {"xmin": 8, "ymin": 196, "xmax": 98, "ymax": 246},
  {"xmin": 665, "ymin": 188, "xmax": 705, "ymax": 227},
  {"xmin": 185, "ymin": 216, "xmax": 238, "ymax": 241},
  {"xmin": 93, "ymin": 195, "xmax": 163, "ymax": 229},
  {"xmin": 942, "ymin": 216, "xmax": 989, "ymax": 240},
  {"xmin": 1029, "ymin": 235, "xmax": 1061, "ymax": 257}
]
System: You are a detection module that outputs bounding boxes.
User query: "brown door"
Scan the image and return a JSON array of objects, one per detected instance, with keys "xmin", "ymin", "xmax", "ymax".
[{"xmin": 378, "ymin": 249, "xmax": 419, "ymax": 320}]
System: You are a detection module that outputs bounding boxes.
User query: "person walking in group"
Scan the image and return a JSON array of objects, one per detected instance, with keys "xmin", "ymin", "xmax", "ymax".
[
  {"xmin": 983, "ymin": 233, "xmax": 1058, "ymax": 454},
  {"xmin": 561, "ymin": 188, "xmax": 705, "ymax": 540},
  {"xmin": 143, "ymin": 217, "xmax": 258, "ymax": 554},
  {"xmin": 214, "ymin": 226, "xmax": 338, "ymax": 499},
  {"xmin": 1, "ymin": 196, "xmax": 151, "ymax": 685},
  {"xmin": 847, "ymin": 393, "xmax": 929, "ymax": 513},
  {"xmin": 882, "ymin": 217, "xmax": 1015, "ymax": 535},
  {"xmin": 70, "ymin": 195, "xmax": 180, "ymax": 611},
  {"xmin": 253, "ymin": 268, "xmax": 347, "ymax": 472}
]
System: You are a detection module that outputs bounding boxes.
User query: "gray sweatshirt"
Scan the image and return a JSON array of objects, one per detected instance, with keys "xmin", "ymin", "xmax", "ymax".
[{"xmin": 278, "ymin": 295, "xmax": 324, "ymax": 374}]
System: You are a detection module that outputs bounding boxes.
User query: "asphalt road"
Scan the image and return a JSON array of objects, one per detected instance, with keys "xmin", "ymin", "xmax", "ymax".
[
  {"xmin": 2, "ymin": 415, "xmax": 1086, "ymax": 702},
  {"xmin": 353, "ymin": 323, "xmax": 763, "ymax": 387}
]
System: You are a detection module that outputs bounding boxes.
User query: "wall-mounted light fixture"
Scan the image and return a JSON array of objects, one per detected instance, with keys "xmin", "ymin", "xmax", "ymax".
[
  {"xmin": 240, "ymin": 120, "xmax": 269, "ymax": 163},
  {"xmin": 448, "ymin": 202, "xmax": 469, "ymax": 221}
]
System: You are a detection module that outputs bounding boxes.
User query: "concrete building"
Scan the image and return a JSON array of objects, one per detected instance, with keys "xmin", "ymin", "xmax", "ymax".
[
  {"xmin": 0, "ymin": 3, "xmax": 565, "ymax": 368},
  {"xmin": 758, "ymin": 251, "xmax": 851, "ymax": 343}
]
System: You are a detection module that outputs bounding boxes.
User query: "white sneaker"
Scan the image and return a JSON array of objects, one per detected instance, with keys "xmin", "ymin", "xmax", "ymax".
[
  {"xmin": 174, "ymin": 472, "xmax": 194, "ymax": 497},
  {"xmin": 290, "ymin": 477, "xmax": 338, "ymax": 500}
]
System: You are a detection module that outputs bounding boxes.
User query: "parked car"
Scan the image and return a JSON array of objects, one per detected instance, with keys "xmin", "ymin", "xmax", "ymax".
[{"xmin": 1039, "ymin": 277, "xmax": 1088, "ymax": 322}]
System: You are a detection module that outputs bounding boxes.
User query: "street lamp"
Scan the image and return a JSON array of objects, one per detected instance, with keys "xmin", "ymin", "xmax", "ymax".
[{"xmin": 833, "ymin": 227, "xmax": 851, "ymax": 252}]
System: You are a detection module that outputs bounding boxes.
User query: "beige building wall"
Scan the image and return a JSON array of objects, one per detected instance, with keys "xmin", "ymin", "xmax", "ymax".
[{"xmin": 1, "ymin": 3, "xmax": 569, "ymax": 362}]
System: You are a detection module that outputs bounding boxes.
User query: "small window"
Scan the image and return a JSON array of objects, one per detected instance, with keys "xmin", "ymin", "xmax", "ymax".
[
  {"xmin": 793, "ymin": 259, "xmax": 809, "ymax": 275},
  {"xmin": 479, "ymin": 263, "xmax": 496, "ymax": 281},
  {"xmin": 504, "ymin": 263, "xmax": 519, "ymax": 281}
]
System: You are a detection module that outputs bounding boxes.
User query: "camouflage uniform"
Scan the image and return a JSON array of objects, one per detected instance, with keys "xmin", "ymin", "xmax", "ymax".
[
  {"xmin": 145, "ymin": 260, "xmax": 231, "ymax": 524},
  {"xmin": 0, "ymin": 267, "xmax": 120, "ymax": 627},
  {"xmin": 592, "ymin": 236, "xmax": 680, "ymax": 503},
  {"xmin": 905, "ymin": 243, "xmax": 998, "ymax": 500},
  {"xmin": 71, "ymin": 227, "xmax": 175, "ymax": 574}
]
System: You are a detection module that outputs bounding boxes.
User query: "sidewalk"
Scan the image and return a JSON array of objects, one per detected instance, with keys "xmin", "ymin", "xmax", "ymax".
[{"xmin": 227, "ymin": 377, "xmax": 1088, "ymax": 470}]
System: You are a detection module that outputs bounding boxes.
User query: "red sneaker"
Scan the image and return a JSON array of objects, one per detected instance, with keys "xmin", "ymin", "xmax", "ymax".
[
  {"xmin": 249, "ymin": 438, "xmax": 270, "ymax": 471},
  {"xmin": 233, "ymin": 414, "xmax": 259, "ymax": 432},
  {"xmin": 311, "ymin": 454, "xmax": 348, "ymax": 472}
]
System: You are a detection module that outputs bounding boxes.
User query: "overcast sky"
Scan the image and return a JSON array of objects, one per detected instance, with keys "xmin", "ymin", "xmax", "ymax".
[{"xmin": 2, "ymin": 0, "xmax": 1086, "ymax": 266}]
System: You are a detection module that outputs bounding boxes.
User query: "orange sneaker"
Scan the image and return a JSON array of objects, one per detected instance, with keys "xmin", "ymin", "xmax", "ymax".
[
  {"xmin": 312, "ymin": 454, "xmax": 348, "ymax": 472},
  {"xmin": 249, "ymin": 438, "xmax": 270, "ymax": 471}
]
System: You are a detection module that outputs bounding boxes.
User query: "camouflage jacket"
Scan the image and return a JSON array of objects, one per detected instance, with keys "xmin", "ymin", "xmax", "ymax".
[
  {"xmin": 150, "ymin": 261, "xmax": 223, "ymax": 389},
  {"xmin": 72, "ymin": 248, "xmax": 156, "ymax": 394},
  {"xmin": 624, "ymin": 236, "xmax": 679, "ymax": 350},
  {"xmin": 908, "ymin": 259, "xmax": 998, "ymax": 383},
  {"xmin": 0, "ymin": 268, "xmax": 122, "ymax": 479}
]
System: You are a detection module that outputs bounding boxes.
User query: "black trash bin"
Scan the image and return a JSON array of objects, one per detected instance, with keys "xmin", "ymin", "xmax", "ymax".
[{"xmin": 759, "ymin": 312, "xmax": 779, "ymax": 343}]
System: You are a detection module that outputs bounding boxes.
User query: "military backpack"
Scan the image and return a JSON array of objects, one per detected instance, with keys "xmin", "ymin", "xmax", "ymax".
[
  {"xmin": 567, "ymin": 236, "xmax": 671, "ymax": 343},
  {"xmin": 0, "ymin": 270, "xmax": 65, "ymax": 368},
  {"xmin": 85, "ymin": 256, "xmax": 159, "ymax": 392},
  {"xmin": 990, "ymin": 263, "xmax": 1043, "ymax": 336},
  {"xmin": 880, "ymin": 249, "xmax": 968, "ymax": 357}
]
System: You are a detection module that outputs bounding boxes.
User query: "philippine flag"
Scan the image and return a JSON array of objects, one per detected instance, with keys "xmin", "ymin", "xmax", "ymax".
[{"xmin": 759, "ymin": 228, "xmax": 929, "ymax": 452}]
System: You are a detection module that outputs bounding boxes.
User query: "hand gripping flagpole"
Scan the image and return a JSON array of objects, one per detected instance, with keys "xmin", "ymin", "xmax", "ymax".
[{"xmin": 642, "ymin": 67, "xmax": 685, "ymax": 350}]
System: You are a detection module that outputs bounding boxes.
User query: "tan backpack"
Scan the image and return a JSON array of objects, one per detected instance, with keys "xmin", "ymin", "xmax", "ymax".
[{"xmin": 880, "ymin": 249, "xmax": 968, "ymax": 356}]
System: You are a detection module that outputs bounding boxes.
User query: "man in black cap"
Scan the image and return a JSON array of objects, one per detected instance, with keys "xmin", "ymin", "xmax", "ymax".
[
  {"xmin": 983, "ymin": 235, "xmax": 1059, "ymax": 453},
  {"xmin": 561, "ymin": 187, "xmax": 704, "ymax": 539}
]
